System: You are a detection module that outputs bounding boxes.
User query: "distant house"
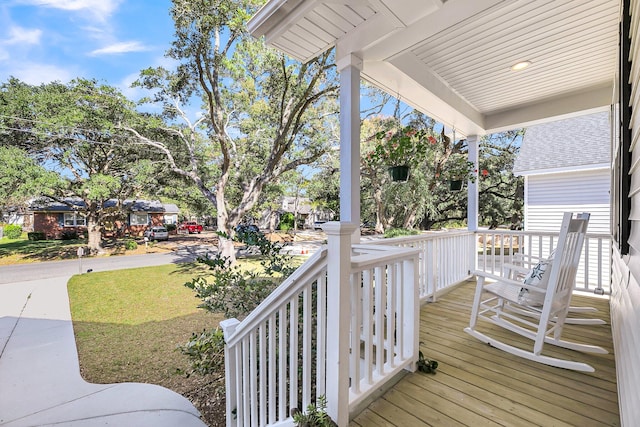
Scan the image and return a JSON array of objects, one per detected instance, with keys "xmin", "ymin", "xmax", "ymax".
[
  {"xmin": 513, "ymin": 111, "xmax": 611, "ymax": 234},
  {"xmin": 162, "ymin": 204, "xmax": 180, "ymax": 225},
  {"xmin": 257, "ymin": 197, "xmax": 335, "ymax": 230},
  {"xmin": 29, "ymin": 198, "xmax": 180, "ymax": 239},
  {"xmin": 279, "ymin": 196, "xmax": 335, "ymax": 229}
]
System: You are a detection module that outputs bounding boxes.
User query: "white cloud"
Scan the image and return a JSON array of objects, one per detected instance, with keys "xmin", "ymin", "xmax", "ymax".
[
  {"xmin": 118, "ymin": 71, "xmax": 146, "ymax": 101},
  {"xmin": 89, "ymin": 41, "xmax": 150, "ymax": 56},
  {"xmin": 3, "ymin": 62, "xmax": 74, "ymax": 85},
  {"xmin": 18, "ymin": 0, "xmax": 123, "ymax": 21},
  {"xmin": 3, "ymin": 25, "xmax": 42, "ymax": 45}
]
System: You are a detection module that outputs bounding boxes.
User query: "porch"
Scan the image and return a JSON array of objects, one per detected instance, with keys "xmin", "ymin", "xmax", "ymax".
[
  {"xmin": 221, "ymin": 227, "xmax": 615, "ymax": 426},
  {"xmin": 350, "ymin": 282, "xmax": 618, "ymax": 426}
]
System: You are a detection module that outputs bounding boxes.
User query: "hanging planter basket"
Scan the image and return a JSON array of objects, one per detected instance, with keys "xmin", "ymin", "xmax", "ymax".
[
  {"xmin": 449, "ymin": 179, "xmax": 463, "ymax": 191},
  {"xmin": 388, "ymin": 165, "xmax": 410, "ymax": 182}
]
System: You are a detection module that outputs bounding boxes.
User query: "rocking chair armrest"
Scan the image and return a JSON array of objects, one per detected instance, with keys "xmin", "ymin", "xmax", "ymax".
[
  {"xmin": 502, "ymin": 263, "xmax": 530, "ymax": 276},
  {"xmin": 472, "ymin": 270, "xmax": 526, "ymax": 289}
]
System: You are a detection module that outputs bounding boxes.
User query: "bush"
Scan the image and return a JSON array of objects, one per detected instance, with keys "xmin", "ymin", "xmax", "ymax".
[
  {"xmin": 384, "ymin": 228, "xmax": 419, "ymax": 238},
  {"xmin": 61, "ymin": 229, "xmax": 79, "ymax": 240},
  {"xmin": 4, "ymin": 224, "xmax": 23, "ymax": 239},
  {"xmin": 165, "ymin": 223, "xmax": 177, "ymax": 232},
  {"xmin": 125, "ymin": 240, "xmax": 138, "ymax": 250},
  {"xmin": 279, "ymin": 212, "xmax": 295, "ymax": 231},
  {"xmin": 178, "ymin": 328, "xmax": 226, "ymax": 378},
  {"xmin": 27, "ymin": 231, "xmax": 47, "ymax": 241}
]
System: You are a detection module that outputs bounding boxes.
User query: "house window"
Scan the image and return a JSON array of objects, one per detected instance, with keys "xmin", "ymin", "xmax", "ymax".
[
  {"xmin": 63, "ymin": 213, "xmax": 85, "ymax": 227},
  {"xmin": 130, "ymin": 213, "xmax": 149, "ymax": 226}
]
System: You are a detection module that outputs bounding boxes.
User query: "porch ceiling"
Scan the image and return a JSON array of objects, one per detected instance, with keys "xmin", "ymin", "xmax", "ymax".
[{"xmin": 249, "ymin": 0, "xmax": 620, "ymax": 136}]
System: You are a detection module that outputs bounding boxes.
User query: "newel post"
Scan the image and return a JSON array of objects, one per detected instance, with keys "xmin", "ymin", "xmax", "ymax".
[
  {"xmin": 220, "ymin": 318, "xmax": 240, "ymax": 427},
  {"xmin": 322, "ymin": 221, "xmax": 358, "ymax": 427}
]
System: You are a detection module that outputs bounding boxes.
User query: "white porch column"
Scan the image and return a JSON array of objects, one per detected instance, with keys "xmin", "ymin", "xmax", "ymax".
[
  {"xmin": 337, "ymin": 54, "xmax": 362, "ymax": 242},
  {"xmin": 321, "ymin": 221, "xmax": 358, "ymax": 427},
  {"xmin": 467, "ymin": 134, "xmax": 480, "ymax": 231}
]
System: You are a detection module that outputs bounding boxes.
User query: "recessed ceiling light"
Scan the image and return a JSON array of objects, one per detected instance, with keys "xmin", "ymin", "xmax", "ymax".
[{"xmin": 511, "ymin": 61, "xmax": 531, "ymax": 71}]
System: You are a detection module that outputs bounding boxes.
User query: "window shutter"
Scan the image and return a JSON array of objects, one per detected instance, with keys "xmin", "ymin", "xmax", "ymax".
[{"xmin": 58, "ymin": 213, "xmax": 64, "ymax": 226}]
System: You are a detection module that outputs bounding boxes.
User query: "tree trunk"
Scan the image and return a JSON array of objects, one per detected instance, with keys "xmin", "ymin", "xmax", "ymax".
[
  {"xmin": 269, "ymin": 209, "xmax": 277, "ymax": 233},
  {"xmin": 403, "ymin": 210, "xmax": 417, "ymax": 229},
  {"xmin": 86, "ymin": 214, "xmax": 103, "ymax": 254},
  {"xmin": 373, "ymin": 185, "xmax": 385, "ymax": 234},
  {"xmin": 216, "ymin": 184, "xmax": 236, "ymax": 262}
]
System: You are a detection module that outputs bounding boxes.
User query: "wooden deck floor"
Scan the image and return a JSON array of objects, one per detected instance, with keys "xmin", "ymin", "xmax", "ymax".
[{"xmin": 350, "ymin": 281, "xmax": 619, "ymax": 427}]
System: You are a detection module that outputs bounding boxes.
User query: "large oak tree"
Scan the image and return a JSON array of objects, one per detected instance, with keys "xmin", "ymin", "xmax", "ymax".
[
  {"xmin": 0, "ymin": 78, "xmax": 160, "ymax": 253},
  {"xmin": 128, "ymin": 0, "xmax": 339, "ymax": 260}
]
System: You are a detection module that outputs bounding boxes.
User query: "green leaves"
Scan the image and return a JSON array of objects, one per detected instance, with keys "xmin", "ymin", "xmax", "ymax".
[{"xmin": 0, "ymin": 146, "xmax": 62, "ymax": 210}]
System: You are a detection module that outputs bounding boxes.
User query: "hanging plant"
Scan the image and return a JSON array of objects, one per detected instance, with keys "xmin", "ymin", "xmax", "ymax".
[
  {"xmin": 369, "ymin": 125, "xmax": 430, "ymax": 167},
  {"xmin": 366, "ymin": 125, "xmax": 437, "ymax": 182},
  {"xmin": 444, "ymin": 158, "xmax": 477, "ymax": 184},
  {"xmin": 388, "ymin": 165, "xmax": 410, "ymax": 182}
]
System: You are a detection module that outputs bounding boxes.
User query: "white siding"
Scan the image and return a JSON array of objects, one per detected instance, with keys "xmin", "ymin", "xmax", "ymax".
[
  {"xmin": 524, "ymin": 169, "xmax": 611, "ymax": 234},
  {"xmin": 611, "ymin": 2, "xmax": 640, "ymax": 425}
]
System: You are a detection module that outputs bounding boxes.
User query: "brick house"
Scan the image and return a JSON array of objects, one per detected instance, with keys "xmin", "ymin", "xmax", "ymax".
[{"xmin": 29, "ymin": 198, "xmax": 179, "ymax": 239}]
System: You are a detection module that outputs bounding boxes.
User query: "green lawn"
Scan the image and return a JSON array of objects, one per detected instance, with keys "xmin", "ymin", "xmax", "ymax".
[
  {"xmin": 0, "ymin": 236, "xmax": 86, "ymax": 265},
  {"xmin": 68, "ymin": 263, "xmax": 222, "ymax": 390}
]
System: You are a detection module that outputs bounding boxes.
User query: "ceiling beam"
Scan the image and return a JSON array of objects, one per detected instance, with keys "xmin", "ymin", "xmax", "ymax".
[{"xmin": 483, "ymin": 83, "xmax": 614, "ymax": 133}]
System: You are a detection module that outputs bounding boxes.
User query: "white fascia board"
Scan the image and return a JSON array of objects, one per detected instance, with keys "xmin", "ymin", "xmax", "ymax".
[
  {"xmin": 514, "ymin": 163, "xmax": 611, "ymax": 177},
  {"xmin": 248, "ymin": 0, "xmax": 312, "ymax": 42}
]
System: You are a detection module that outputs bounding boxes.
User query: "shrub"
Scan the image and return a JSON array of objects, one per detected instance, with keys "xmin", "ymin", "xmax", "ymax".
[
  {"xmin": 165, "ymin": 223, "xmax": 177, "ymax": 232},
  {"xmin": 178, "ymin": 328, "xmax": 226, "ymax": 378},
  {"xmin": 279, "ymin": 212, "xmax": 295, "ymax": 230},
  {"xmin": 182, "ymin": 232, "xmax": 296, "ymax": 377},
  {"xmin": 27, "ymin": 231, "xmax": 47, "ymax": 241},
  {"xmin": 383, "ymin": 228, "xmax": 419, "ymax": 238},
  {"xmin": 4, "ymin": 224, "xmax": 23, "ymax": 239},
  {"xmin": 125, "ymin": 240, "xmax": 138, "ymax": 250},
  {"xmin": 280, "ymin": 222, "xmax": 292, "ymax": 232},
  {"xmin": 61, "ymin": 229, "xmax": 79, "ymax": 240}
]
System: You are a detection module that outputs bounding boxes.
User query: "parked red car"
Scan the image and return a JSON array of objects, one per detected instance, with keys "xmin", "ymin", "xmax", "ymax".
[{"xmin": 178, "ymin": 221, "xmax": 203, "ymax": 234}]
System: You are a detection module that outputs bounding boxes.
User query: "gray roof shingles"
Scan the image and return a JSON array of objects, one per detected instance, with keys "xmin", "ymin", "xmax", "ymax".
[
  {"xmin": 30, "ymin": 198, "xmax": 173, "ymax": 213},
  {"xmin": 513, "ymin": 111, "xmax": 611, "ymax": 174}
]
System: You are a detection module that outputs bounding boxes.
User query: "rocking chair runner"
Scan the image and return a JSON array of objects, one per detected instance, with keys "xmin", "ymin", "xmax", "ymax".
[{"xmin": 464, "ymin": 212, "xmax": 608, "ymax": 372}]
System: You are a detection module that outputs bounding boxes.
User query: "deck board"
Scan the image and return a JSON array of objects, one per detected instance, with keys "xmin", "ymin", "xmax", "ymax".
[{"xmin": 350, "ymin": 281, "xmax": 620, "ymax": 427}]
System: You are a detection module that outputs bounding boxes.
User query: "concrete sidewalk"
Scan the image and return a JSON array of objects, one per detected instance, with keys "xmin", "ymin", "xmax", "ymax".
[{"xmin": 0, "ymin": 276, "xmax": 206, "ymax": 426}]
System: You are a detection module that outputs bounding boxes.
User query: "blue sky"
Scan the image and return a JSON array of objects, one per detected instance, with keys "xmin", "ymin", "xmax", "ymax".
[{"xmin": 0, "ymin": 0, "xmax": 174, "ymax": 98}]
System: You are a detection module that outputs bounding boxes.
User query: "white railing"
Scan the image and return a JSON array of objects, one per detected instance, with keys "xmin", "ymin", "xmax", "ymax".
[
  {"xmin": 476, "ymin": 230, "xmax": 611, "ymax": 294},
  {"xmin": 221, "ymin": 223, "xmax": 421, "ymax": 427},
  {"xmin": 347, "ymin": 244, "xmax": 420, "ymax": 410},
  {"xmin": 221, "ymin": 248, "xmax": 329, "ymax": 427},
  {"xmin": 369, "ymin": 230, "xmax": 475, "ymax": 301}
]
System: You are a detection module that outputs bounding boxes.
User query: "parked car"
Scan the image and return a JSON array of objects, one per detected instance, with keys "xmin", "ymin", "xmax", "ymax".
[
  {"xmin": 235, "ymin": 224, "xmax": 260, "ymax": 234},
  {"xmin": 178, "ymin": 221, "xmax": 203, "ymax": 234},
  {"xmin": 144, "ymin": 226, "xmax": 169, "ymax": 241}
]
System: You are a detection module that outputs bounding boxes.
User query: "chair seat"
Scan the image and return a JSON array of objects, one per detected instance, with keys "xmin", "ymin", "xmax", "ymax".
[{"xmin": 484, "ymin": 281, "xmax": 522, "ymax": 304}]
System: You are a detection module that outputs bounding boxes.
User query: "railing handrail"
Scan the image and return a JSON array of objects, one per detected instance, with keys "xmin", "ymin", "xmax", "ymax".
[
  {"xmin": 351, "ymin": 244, "xmax": 421, "ymax": 268},
  {"xmin": 367, "ymin": 229, "xmax": 473, "ymax": 246},
  {"xmin": 225, "ymin": 247, "xmax": 328, "ymax": 347},
  {"xmin": 476, "ymin": 229, "xmax": 610, "ymax": 240}
]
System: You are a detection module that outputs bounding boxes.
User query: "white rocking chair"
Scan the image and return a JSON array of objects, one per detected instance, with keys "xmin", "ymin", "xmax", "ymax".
[
  {"xmin": 464, "ymin": 212, "xmax": 608, "ymax": 372},
  {"xmin": 504, "ymin": 253, "xmax": 605, "ymax": 325}
]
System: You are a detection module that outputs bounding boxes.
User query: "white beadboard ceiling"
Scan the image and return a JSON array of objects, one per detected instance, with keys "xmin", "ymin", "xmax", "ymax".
[{"xmin": 249, "ymin": 0, "xmax": 620, "ymax": 136}]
